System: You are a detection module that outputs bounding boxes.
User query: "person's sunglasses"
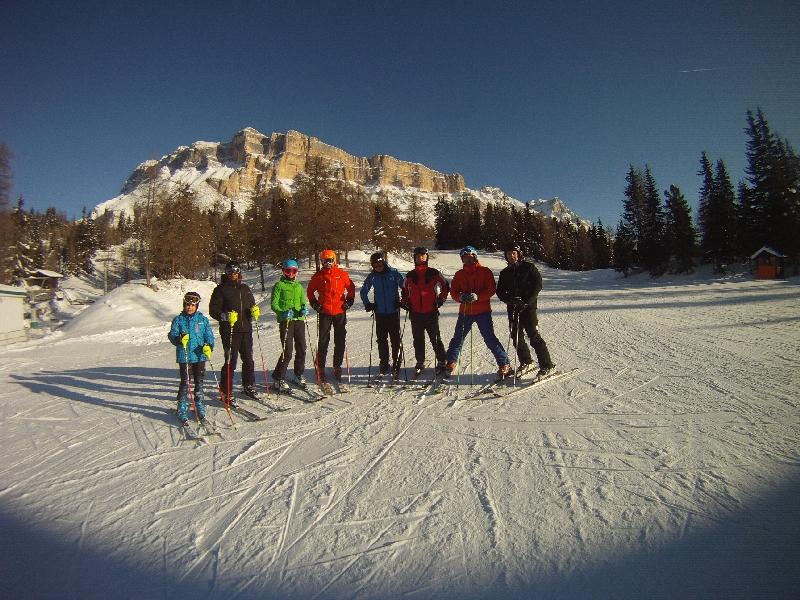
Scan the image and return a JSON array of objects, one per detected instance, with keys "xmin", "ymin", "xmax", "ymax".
[
  {"xmin": 322, "ymin": 258, "xmax": 334, "ymax": 264},
  {"xmin": 226, "ymin": 266, "xmax": 241, "ymax": 274}
]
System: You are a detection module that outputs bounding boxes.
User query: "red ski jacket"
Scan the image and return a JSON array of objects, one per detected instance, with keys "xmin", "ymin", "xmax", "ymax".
[
  {"xmin": 402, "ymin": 265, "xmax": 449, "ymax": 314},
  {"xmin": 449, "ymin": 262, "xmax": 496, "ymax": 315},
  {"xmin": 307, "ymin": 265, "xmax": 356, "ymax": 316}
]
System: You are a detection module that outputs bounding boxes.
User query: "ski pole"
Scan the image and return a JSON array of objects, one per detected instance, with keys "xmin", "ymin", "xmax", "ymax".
[
  {"xmin": 253, "ymin": 320, "xmax": 272, "ymax": 394},
  {"xmin": 208, "ymin": 357, "xmax": 236, "ymax": 427},
  {"xmin": 182, "ymin": 336, "xmax": 200, "ymax": 424},
  {"xmin": 344, "ymin": 342, "xmax": 352, "ymax": 384},
  {"xmin": 307, "ymin": 315, "xmax": 322, "ymax": 384},
  {"xmin": 506, "ymin": 307, "xmax": 516, "ymax": 386},
  {"xmin": 398, "ymin": 308, "xmax": 409, "ymax": 382},
  {"xmin": 367, "ymin": 312, "xmax": 375, "ymax": 384}
]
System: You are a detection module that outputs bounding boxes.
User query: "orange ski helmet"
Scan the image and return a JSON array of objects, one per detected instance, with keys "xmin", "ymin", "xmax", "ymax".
[{"xmin": 319, "ymin": 249, "xmax": 336, "ymax": 262}]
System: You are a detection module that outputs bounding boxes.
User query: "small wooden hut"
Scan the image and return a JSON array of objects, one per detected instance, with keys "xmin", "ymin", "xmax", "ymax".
[{"xmin": 750, "ymin": 246, "xmax": 786, "ymax": 279}]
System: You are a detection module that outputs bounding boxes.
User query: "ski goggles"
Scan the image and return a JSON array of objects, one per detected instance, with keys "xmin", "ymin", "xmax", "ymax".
[
  {"xmin": 183, "ymin": 292, "xmax": 201, "ymax": 305},
  {"xmin": 225, "ymin": 265, "xmax": 241, "ymax": 274},
  {"xmin": 282, "ymin": 267, "xmax": 298, "ymax": 276},
  {"xmin": 371, "ymin": 256, "xmax": 385, "ymax": 264},
  {"xmin": 321, "ymin": 258, "xmax": 335, "ymax": 265}
]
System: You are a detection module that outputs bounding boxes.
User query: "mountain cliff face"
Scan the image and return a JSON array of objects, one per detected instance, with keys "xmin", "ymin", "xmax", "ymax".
[
  {"xmin": 95, "ymin": 127, "xmax": 584, "ymax": 227},
  {"xmin": 120, "ymin": 128, "xmax": 464, "ymax": 199}
]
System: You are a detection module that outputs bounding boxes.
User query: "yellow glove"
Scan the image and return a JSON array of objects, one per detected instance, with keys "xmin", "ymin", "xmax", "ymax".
[
  {"xmin": 202, "ymin": 344, "xmax": 212, "ymax": 359},
  {"xmin": 229, "ymin": 310, "xmax": 238, "ymax": 327},
  {"xmin": 180, "ymin": 333, "xmax": 189, "ymax": 347},
  {"xmin": 251, "ymin": 305, "xmax": 260, "ymax": 320}
]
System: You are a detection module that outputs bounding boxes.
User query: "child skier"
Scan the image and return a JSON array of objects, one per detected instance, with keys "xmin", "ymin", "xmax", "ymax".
[
  {"xmin": 168, "ymin": 291, "xmax": 215, "ymax": 426},
  {"xmin": 270, "ymin": 259, "xmax": 311, "ymax": 390}
]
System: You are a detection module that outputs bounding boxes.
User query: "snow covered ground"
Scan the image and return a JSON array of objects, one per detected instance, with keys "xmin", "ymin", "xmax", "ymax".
[{"xmin": 1, "ymin": 252, "xmax": 798, "ymax": 599}]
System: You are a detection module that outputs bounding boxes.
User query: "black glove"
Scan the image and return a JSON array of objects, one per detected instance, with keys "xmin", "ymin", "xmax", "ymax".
[
  {"xmin": 436, "ymin": 298, "xmax": 445, "ymax": 308},
  {"xmin": 343, "ymin": 298, "xmax": 354, "ymax": 311},
  {"xmin": 365, "ymin": 301, "xmax": 376, "ymax": 312},
  {"xmin": 310, "ymin": 299, "xmax": 321, "ymax": 312},
  {"xmin": 399, "ymin": 300, "xmax": 410, "ymax": 312},
  {"xmin": 511, "ymin": 297, "xmax": 528, "ymax": 311}
]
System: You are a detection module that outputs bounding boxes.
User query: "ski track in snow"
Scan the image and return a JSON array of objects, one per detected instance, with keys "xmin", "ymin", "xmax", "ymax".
[{"xmin": 1, "ymin": 260, "xmax": 799, "ymax": 599}]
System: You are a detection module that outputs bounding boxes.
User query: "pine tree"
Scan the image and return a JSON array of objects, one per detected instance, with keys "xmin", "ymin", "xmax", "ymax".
[
  {"xmin": 0, "ymin": 143, "xmax": 13, "ymax": 283},
  {"xmin": 697, "ymin": 152, "xmax": 716, "ymax": 264},
  {"xmin": 613, "ymin": 219, "xmax": 636, "ymax": 276},
  {"xmin": 640, "ymin": 166, "xmax": 666, "ymax": 274},
  {"xmin": 434, "ymin": 195, "xmax": 457, "ymax": 249},
  {"xmin": 620, "ymin": 165, "xmax": 644, "ymax": 269},
  {"xmin": 663, "ymin": 185, "xmax": 696, "ymax": 273},
  {"xmin": 244, "ymin": 194, "xmax": 273, "ymax": 292},
  {"xmin": 743, "ymin": 108, "xmax": 800, "ymax": 265}
]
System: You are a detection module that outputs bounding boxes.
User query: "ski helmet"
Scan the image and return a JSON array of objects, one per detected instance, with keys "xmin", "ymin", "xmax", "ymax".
[
  {"xmin": 319, "ymin": 249, "xmax": 336, "ymax": 263},
  {"xmin": 369, "ymin": 251, "xmax": 385, "ymax": 264},
  {"xmin": 459, "ymin": 245, "xmax": 478, "ymax": 259},
  {"xmin": 504, "ymin": 243, "xmax": 523, "ymax": 261},
  {"xmin": 224, "ymin": 260, "xmax": 241, "ymax": 275},
  {"xmin": 282, "ymin": 259, "xmax": 299, "ymax": 270},
  {"xmin": 183, "ymin": 291, "xmax": 201, "ymax": 305},
  {"xmin": 413, "ymin": 246, "xmax": 428, "ymax": 256}
]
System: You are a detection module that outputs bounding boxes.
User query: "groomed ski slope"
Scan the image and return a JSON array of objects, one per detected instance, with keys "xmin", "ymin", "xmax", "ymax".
[{"xmin": 1, "ymin": 251, "xmax": 799, "ymax": 599}]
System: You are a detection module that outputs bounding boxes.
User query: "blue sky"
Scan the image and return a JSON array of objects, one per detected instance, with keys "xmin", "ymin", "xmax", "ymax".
[{"xmin": 2, "ymin": 0, "xmax": 799, "ymax": 227}]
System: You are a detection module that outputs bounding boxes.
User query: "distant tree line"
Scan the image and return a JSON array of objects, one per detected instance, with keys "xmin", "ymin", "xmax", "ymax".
[
  {"xmin": 0, "ymin": 154, "xmax": 435, "ymax": 290},
  {"xmin": 433, "ymin": 191, "xmax": 614, "ymax": 271},
  {"xmin": 614, "ymin": 109, "xmax": 800, "ymax": 276}
]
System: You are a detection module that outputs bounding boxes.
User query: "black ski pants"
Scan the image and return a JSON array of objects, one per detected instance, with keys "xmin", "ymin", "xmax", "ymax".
[
  {"xmin": 273, "ymin": 320, "xmax": 307, "ymax": 381},
  {"xmin": 508, "ymin": 307, "xmax": 553, "ymax": 369},
  {"xmin": 410, "ymin": 310, "xmax": 447, "ymax": 365},
  {"xmin": 375, "ymin": 312, "xmax": 401, "ymax": 370},
  {"xmin": 220, "ymin": 329, "xmax": 255, "ymax": 393},
  {"xmin": 177, "ymin": 362, "xmax": 207, "ymax": 419},
  {"xmin": 317, "ymin": 312, "xmax": 347, "ymax": 370}
]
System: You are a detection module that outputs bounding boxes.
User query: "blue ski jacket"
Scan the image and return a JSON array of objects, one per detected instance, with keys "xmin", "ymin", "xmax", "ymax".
[
  {"xmin": 360, "ymin": 266, "xmax": 404, "ymax": 314},
  {"xmin": 168, "ymin": 310, "xmax": 215, "ymax": 364}
]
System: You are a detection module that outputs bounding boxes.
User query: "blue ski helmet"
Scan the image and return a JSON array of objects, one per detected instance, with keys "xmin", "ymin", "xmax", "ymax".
[
  {"xmin": 459, "ymin": 245, "xmax": 478, "ymax": 259},
  {"xmin": 282, "ymin": 259, "xmax": 299, "ymax": 270}
]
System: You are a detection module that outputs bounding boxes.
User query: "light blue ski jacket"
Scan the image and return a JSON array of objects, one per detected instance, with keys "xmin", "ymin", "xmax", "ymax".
[
  {"xmin": 168, "ymin": 311, "xmax": 215, "ymax": 364},
  {"xmin": 360, "ymin": 266, "xmax": 404, "ymax": 314}
]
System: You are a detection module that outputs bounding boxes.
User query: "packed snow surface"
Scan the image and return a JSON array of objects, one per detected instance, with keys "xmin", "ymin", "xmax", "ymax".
[{"xmin": 1, "ymin": 252, "xmax": 798, "ymax": 599}]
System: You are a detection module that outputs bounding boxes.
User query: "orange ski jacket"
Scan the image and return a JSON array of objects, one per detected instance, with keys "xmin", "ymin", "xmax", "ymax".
[
  {"xmin": 449, "ymin": 261, "xmax": 496, "ymax": 315},
  {"xmin": 307, "ymin": 265, "xmax": 356, "ymax": 316}
]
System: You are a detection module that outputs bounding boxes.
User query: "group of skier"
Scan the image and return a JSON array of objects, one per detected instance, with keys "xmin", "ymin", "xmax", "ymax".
[{"xmin": 167, "ymin": 243, "xmax": 555, "ymax": 426}]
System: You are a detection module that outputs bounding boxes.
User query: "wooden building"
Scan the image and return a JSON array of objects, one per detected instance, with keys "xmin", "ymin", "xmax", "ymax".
[{"xmin": 750, "ymin": 246, "xmax": 786, "ymax": 279}]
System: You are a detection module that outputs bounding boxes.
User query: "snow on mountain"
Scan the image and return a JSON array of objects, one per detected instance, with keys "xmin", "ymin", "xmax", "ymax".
[
  {"xmin": 92, "ymin": 128, "xmax": 588, "ymax": 227},
  {"xmin": 1, "ymin": 255, "xmax": 799, "ymax": 599}
]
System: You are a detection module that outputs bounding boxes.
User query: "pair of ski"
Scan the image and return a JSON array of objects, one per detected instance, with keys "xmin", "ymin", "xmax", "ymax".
[
  {"xmin": 181, "ymin": 418, "xmax": 223, "ymax": 445},
  {"xmin": 448, "ymin": 368, "xmax": 580, "ymax": 407}
]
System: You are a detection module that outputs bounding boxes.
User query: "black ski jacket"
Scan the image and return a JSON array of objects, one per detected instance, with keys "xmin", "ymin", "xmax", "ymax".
[
  {"xmin": 496, "ymin": 260, "xmax": 543, "ymax": 313},
  {"xmin": 209, "ymin": 274, "xmax": 257, "ymax": 334}
]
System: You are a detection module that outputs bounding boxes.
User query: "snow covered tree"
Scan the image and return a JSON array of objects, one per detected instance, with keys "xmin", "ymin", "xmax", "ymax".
[{"xmin": 663, "ymin": 185, "xmax": 696, "ymax": 273}]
